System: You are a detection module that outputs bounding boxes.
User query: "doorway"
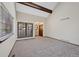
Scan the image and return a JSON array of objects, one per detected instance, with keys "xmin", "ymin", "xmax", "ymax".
[
  {"xmin": 35, "ymin": 22, "xmax": 43, "ymax": 37},
  {"xmin": 39, "ymin": 24, "xmax": 43, "ymax": 36}
]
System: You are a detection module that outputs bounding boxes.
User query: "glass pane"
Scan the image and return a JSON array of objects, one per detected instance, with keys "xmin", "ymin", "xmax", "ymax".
[
  {"xmin": 26, "ymin": 23, "xmax": 33, "ymax": 37},
  {"xmin": 18, "ymin": 23, "xmax": 26, "ymax": 38},
  {"xmin": 0, "ymin": 22, "xmax": 2, "ymax": 37},
  {"xmin": 0, "ymin": 3, "xmax": 13, "ymax": 42},
  {"xmin": 0, "ymin": 6, "xmax": 2, "ymax": 37}
]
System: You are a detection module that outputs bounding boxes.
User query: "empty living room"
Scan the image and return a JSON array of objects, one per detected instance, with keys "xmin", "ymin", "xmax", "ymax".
[{"xmin": 0, "ymin": 0, "xmax": 79, "ymax": 59}]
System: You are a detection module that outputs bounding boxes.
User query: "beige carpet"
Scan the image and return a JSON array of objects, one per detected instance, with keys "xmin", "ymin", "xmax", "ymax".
[{"xmin": 9, "ymin": 37, "xmax": 79, "ymax": 57}]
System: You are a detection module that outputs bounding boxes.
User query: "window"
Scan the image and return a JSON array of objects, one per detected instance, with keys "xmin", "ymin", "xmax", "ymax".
[{"xmin": 0, "ymin": 3, "xmax": 13, "ymax": 42}]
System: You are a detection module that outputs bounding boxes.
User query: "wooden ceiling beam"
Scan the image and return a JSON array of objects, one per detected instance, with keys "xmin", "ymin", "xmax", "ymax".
[{"xmin": 18, "ymin": 2, "xmax": 52, "ymax": 14}]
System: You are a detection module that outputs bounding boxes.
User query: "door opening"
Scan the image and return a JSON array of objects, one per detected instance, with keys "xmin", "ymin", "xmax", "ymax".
[
  {"xmin": 35, "ymin": 22, "xmax": 43, "ymax": 37},
  {"xmin": 39, "ymin": 24, "xmax": 43, "ymax": 36}
]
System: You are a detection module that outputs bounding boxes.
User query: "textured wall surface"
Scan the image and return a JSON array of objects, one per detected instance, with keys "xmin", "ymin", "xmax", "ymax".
[{"xmin": 45, "ymin": 2, "xmax": 79, "ymax": 45}]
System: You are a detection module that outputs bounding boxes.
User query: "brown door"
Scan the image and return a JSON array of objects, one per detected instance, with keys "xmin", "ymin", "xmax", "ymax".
[{"xmin": 39, "ymin": 24, "xmax": 43, "ymax": 36}]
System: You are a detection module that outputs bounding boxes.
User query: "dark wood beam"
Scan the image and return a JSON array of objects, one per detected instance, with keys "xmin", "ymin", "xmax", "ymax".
[{"xmin": 18, "ymin": 2, "xmax": 52, "ymax": 14}]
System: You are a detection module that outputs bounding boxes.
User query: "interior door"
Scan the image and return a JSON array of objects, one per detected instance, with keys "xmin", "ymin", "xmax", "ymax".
[{"xmin": 39, "ymin": 24, "xmax": 43, "ymax": 36}]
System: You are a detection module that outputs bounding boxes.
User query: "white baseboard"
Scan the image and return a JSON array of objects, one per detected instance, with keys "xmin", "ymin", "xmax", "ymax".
[
  {"xmin": 17, "ymin": 37, "xmax": 35, "ymax": 40},
  {"xmin": 44, "ymin": 36, "xmax": 79, "ymax": 46}
]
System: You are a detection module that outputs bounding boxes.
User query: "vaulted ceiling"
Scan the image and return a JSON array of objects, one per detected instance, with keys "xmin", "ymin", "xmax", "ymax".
[
  {"xmin": 16, "ymin": 2, "xmax": 58, "ymax": 18},
  {"xmin": 34, "ymin": 2, "xmax": 58, "ymax": 10}
]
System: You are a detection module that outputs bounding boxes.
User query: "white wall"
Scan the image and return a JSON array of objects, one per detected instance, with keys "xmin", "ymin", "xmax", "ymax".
[
  {"xmin": 16, "ymin": 11, "xmax": 46, "ymax": 40},
  {"xmin": 0, "ymin": 2, "xmax": 16, "ymax": 57},
  {"xmin": 45, "ymin": 2, "xmax": 79, "ymax": 45}
]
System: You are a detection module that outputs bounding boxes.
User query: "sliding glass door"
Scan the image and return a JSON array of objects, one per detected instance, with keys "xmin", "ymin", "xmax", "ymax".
[
  {"xmin": 17, "ymin": 22, "xmax": 33, "ymax": 38},
  {"xmin": 27, "ymin": 23, "xmax": 33, "ymax": 37},
  {"xmin": 17, "ymin": 22, "xmax": 26, "ymax": 38}
]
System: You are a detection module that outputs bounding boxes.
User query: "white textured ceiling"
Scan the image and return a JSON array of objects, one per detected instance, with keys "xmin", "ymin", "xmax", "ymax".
[
  {"xmin": 33, "ymin": 2, "xmax": 58, "ymax": 10},
  {"xmin": 16, "ymin": 2, "xmax": 58, "ymax": 18}
]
